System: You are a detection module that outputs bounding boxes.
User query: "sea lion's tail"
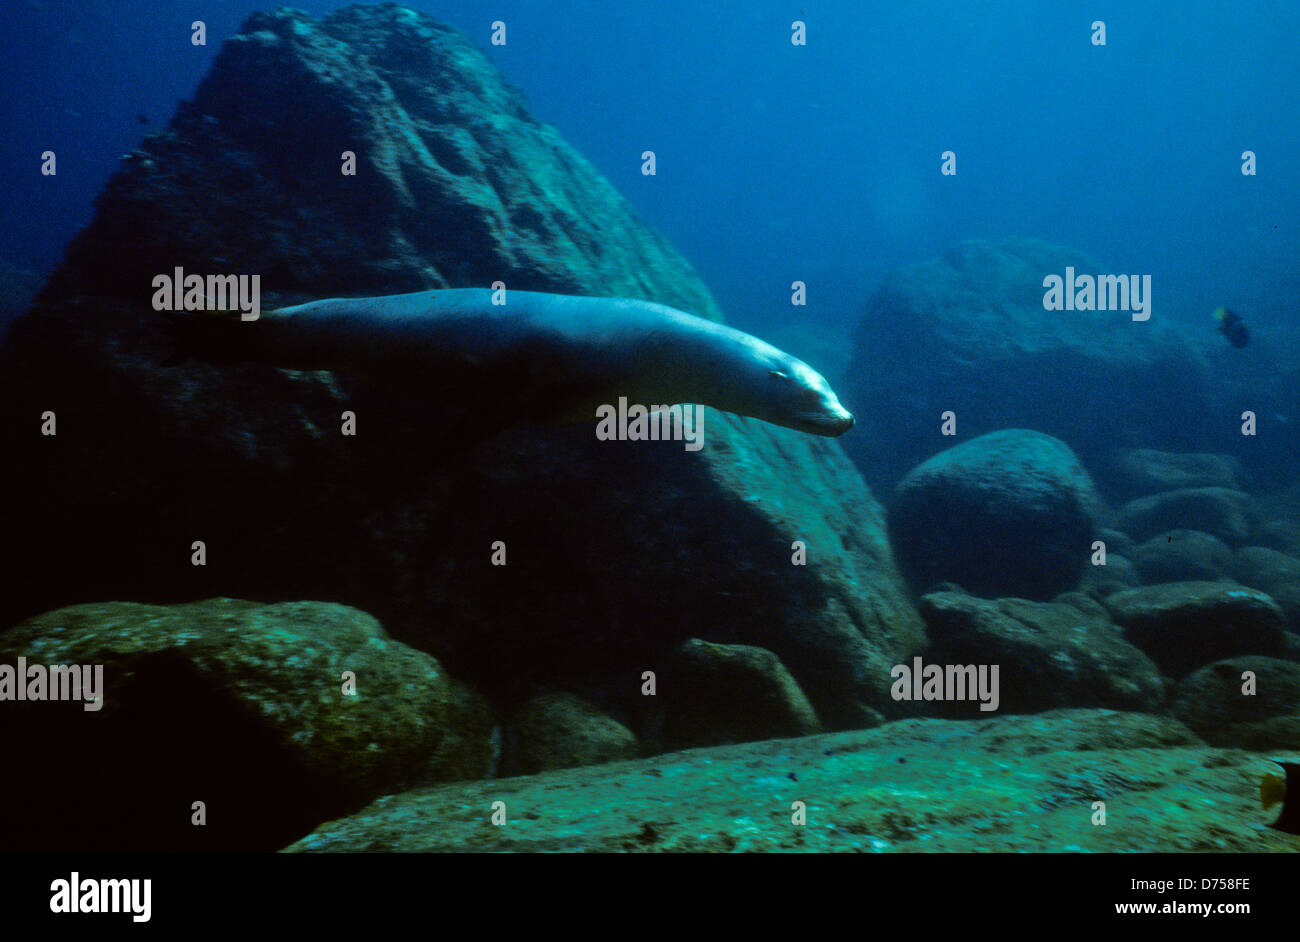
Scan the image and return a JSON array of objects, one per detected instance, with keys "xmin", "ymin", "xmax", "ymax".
[{"xmin": 160, "ymin": 307, "xmax": 259, "ymax": 368}]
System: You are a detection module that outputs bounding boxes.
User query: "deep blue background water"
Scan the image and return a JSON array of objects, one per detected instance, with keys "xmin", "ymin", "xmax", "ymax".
[{"xmin": 3, "ymin": 0, "xmax": 1298, "ymax": 342}]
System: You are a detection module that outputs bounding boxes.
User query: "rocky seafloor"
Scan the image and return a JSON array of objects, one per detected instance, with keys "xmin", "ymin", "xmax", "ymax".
[{"xmin": 287, "ymin": 710, "xmax": 1299, "ymax": 853}]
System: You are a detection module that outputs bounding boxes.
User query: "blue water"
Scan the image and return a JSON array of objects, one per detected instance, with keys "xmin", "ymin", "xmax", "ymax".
[{"xmin": 4, "ymin": 0, "xmax": 1297, "ymax": 342}]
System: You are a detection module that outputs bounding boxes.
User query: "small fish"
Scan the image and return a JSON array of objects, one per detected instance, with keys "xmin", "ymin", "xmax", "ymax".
[
  {"xmin": 1261, "ymin": 760, "xmax": 1300, "ymax": 834},
  {"xmin": 1213, "ymin": 306, "xmax": 1248, "ymax": 348}
]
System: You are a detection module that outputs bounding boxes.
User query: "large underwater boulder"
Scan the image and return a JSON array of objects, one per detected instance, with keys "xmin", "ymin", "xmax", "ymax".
[
  {"xmin": 0, "ymin": 598, "xmax": 491, "ymax": 851},
  {"xmin": 1253, "ymin": 485, "xmax": 1300, "ymax": 558},
  {"xmin": 841, "ymin": 238, "xmax": 1212, "ymax": 492},
  {"xmin": 0, "ymin": 5, "xmax": 921, "ymax": 747},
  {"xmin": 888, "ymin": 429, "xmax": 1101, "ymax": 600}
]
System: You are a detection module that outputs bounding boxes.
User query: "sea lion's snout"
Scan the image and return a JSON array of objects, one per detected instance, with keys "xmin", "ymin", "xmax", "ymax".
[
  {"xmin": 762, "ymin": 357, "xmax": 856, "ymax": 437},
  {"xmin": 783, "ymin": 394, "xmax": 854, "ymax": 436},
  {"xmin": 806, "ymin": 406, "xmax": 854, "ymax": 436}
]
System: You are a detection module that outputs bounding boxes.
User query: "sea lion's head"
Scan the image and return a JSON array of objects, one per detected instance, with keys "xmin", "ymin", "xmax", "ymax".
[
  {"xmin": 755, "ymin": 352, "xmax": 855, "ymax": 436},
  {"xmin": 629, "ymin": 308, "xmax": 855, "ymax": 437},
  {"xmin": 702, "ymin": 329, "xmax": 854, "ymax": 437}
]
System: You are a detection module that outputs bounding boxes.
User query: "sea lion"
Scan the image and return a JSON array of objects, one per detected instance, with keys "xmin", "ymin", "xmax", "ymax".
[{"xmin": 167, "ymin": 288, "xmax": 854, "ymax": 439}]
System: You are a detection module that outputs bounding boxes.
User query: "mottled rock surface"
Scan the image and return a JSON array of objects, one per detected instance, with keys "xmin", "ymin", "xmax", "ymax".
[
  {"xmin": 1080, "ymin": 552, "xmax": 1140, "ymax": 598},
  {"xmin": 284, "ymin": 709, "xmax": 1300, "ymax": 853}
]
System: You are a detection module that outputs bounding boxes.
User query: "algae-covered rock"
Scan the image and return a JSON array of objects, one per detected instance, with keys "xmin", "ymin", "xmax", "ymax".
[
  {"xmin": 657, "ymin": 639, "xmax": 822, "ymax": 750},
  {"xmin": 1169, "ymin": 656, "xmax": 1300, "ymax": 749},
  {"xmin": 1104, "ymin": 582, "xmax": 1288, "ymax": 677},
  {"xmin": 889, "ymin": 430, "xmax": 1101, "ymax": 600},
  {"xmin": 284, "ymin": 709, "xmax": 1300, "ymax": 854},
  {"xmin": 0, "ymin": 598, "xmax": 483, "ymax": 851},
  {"xmin": 504, "ymin": 692, "xmax": 638, "ymax": 775},
  {"xmin": 1114, "ymin": 488, "xmax": 1255, "ymax": 546},
  {"xmin": 919, "ymin": 591, "xmax": 1164, "ymax": 713}
]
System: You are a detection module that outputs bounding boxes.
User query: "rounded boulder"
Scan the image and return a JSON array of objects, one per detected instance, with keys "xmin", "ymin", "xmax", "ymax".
[{"xmin": 889, "ymin": 429, "xmax": 1101, "ymax": 600}]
